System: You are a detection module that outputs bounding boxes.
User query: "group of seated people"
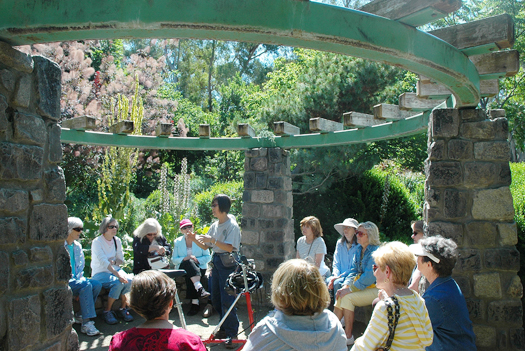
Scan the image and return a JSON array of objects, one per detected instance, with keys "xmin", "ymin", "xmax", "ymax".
[{"xmin": 67, "ymin": 201, "xmax": 477, "ymax": 351}]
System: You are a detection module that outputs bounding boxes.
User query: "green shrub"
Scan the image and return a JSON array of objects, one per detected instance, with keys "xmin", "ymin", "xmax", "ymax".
[{"xmin": 194, "ymin": 181, "xmax": 244, "ymax": 225}]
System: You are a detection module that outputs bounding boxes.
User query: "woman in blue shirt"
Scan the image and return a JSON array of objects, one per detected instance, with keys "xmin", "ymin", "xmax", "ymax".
[{"xmin": 334, "ymin": 221, "xmax": 380, "ymax": 346}]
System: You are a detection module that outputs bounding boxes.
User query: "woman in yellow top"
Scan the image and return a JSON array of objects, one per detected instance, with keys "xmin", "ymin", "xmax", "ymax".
[{"xmin": 351, "ymin": 241, "xmax": 433, "ymax": 351}]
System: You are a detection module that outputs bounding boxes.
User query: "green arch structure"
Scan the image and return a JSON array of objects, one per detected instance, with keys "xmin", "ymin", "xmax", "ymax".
[{"xmin": 0, "ymin": 0, "xmax": 480, "ymax": 150}]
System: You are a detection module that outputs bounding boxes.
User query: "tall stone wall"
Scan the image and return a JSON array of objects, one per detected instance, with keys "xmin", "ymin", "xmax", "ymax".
[
  {"xmin": 0, "ymin": 42, "xmax": 75, "ymax": 351},
  {"xmin": 241, "ymin": 148, "xmax": 294, "ymax": 301},
  {"xmin": 425, "ymin": 108, "xmax": 524, "ymax": 350}
]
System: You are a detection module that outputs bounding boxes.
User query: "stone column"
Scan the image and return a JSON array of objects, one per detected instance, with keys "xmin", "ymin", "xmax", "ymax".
[
  {"xmin": 241, "ymin": 147, "xmax": 294, "ymax": 302},
  {"xmin": 425, "ymin": 108, "xmax": 524, "ymax": 351},
  {"xmin": 0, "ymin": 42, "xmax": 74, "ymax": 350}
]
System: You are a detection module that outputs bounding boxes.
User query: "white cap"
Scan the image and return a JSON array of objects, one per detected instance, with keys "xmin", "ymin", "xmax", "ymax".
[
  {"xmin": 334, "ymin": 218, "xmax": 359, "ymax": 235},
  {"xmin": 409, "ymin": 243, "xmax": 440, "ymax": 263}
]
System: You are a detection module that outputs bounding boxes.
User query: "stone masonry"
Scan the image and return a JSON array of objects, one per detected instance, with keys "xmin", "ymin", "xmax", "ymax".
[
  {"xmin": 0, "ymin": 41, "xmax": 75, "ymax": 350},
  {"xmin": 241, "ymin": 148, "xmax": 294, "ymax": 302},
  {"xmin": 425, "ymin": 108, "xmax": 524, "ymax": 350}
]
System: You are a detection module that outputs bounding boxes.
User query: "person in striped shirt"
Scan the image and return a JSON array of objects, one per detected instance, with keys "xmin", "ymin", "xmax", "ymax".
[{"xmin": 351, "ymin": 242, "xmax": 433, "ymax": 351}]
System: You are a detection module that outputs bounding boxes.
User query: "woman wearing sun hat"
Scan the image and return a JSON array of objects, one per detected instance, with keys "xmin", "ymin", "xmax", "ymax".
[
  {"xmin": 172, "ymin": 219, "xmax": 212, "ymax": 316},
  {"xmin": 326, "ymin": 218, "xmax": 360, "ymax": 296}
]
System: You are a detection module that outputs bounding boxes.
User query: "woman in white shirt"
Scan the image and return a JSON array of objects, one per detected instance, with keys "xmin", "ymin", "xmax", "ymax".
[{"xmin": 296, "ymin": 216, "xmax": 330, "ymax": 278}]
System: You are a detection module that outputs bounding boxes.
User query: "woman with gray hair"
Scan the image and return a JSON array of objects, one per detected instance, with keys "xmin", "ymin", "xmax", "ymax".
[
  {"xmin": 65, "ymin": 217, "xmax": 102, "ymax": 336},
  {"xmin": 334, "ymin": 221, "xmax": 381, "ymax": 345},
  {"xmin": 412, "ymin": 235, "xmax": 476, "ymax": 351},
  {"xmin": 132, "ymin": 218, "xmax": 171, "ymax": 275},
  {"xmin": 91, "ymin": 216, "xmax": 134, "ymax": 325}
]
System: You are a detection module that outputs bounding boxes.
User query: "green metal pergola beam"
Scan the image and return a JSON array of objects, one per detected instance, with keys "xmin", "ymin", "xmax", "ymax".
[
  {"xmin": 60, "ymin": 112, "xmax": 429, "ymax": 150},
  {"xmin": 0, "ymin": 0, "xmax": 480, "ymax": 108}
]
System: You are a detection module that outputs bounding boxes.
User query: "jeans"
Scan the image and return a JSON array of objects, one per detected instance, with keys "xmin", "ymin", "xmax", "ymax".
[
  {"xmin": 210, "ymin": 254, "xmax": 239, "ymax": 338},
  {"xmin": 327, "ymin": 276, "xmax": 346, "ymax": 301},
  {"xmin": 92, "ymin": 271, "xmax": 132, "ymax": 300},
  {"xmin": 69, "ymin": 277, "xmax": 102, "ymax": 319}
]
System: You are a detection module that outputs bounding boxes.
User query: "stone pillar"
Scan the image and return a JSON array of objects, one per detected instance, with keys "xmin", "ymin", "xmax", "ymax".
[
  {"xmin": 241, "ymin": 147, "xmax": 294, "ymax": 302},
  {"xmin": 0, "ymin": 42, "xmax": 75, "ymax": 350},
  {"xmin": 425, "ymin": 108, "xmax": 524, "ymax": 351}
]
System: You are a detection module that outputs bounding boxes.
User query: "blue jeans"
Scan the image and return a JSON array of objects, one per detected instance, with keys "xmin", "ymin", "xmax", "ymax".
[
  {"xmin": 92, "ymin": 271, "xmax": 132, "ymax": 300},
  {"xmin": 69, "ymin": 277, "xmax": 102, "ymax": 319},
  {"xmin": 210, "ymin": 254, "xmax": 239, "ymax": 338},
  {"xmin": 326, "ymin": 276, "xmax": 346, "ymax": 302}
]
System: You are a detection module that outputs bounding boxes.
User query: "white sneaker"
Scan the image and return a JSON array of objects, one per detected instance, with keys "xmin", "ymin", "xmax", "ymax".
[
  {"xmin": 73, "ymin": 313, "xmax": 82, "ymax": 324},
  {"xmin": 346, "ymin": 335, "xmax": 355, "ymax": 346},
  {"xmin": 81, "ymin": 321, "xmax": 101, "ymax": 336}
]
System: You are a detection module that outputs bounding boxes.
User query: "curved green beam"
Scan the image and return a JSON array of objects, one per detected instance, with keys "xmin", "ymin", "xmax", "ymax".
[
  {"xmin": 0, "ymin": 0, "xmax": 479, "ymax": 107},
  {"xmin": 60, "ymin": 112, "xmax": 429, "ymax": 150}
]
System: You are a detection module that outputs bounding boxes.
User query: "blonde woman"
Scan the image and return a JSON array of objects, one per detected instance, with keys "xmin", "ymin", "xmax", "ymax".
[
  {"xmin": 351, "ymin": 241, "xmax": 433, "ymax": 351},
  {"xmin": 243, "ymin": 259, "xmax": 347, "ymax": 351}
]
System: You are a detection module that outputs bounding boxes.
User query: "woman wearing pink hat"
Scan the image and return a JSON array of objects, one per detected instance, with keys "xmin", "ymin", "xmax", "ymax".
[{"xmin": 172, "ymin": 219, "xmax": 212, "ymax": 316}]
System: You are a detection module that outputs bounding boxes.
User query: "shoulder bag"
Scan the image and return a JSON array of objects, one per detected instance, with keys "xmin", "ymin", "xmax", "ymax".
[{"xmin": 376, "ymin": 295, "xmax": 400, "ymax": 351}]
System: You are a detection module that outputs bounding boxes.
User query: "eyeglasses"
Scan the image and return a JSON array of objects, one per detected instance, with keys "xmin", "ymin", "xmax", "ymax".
[
  {"xmin": 372, "ymin": 264, "xmax": 379, "ymax": 272},
  {"xmin": 146, "ymin": 233, "xmax": 156, "ymax": 237},
  {"xmin": 107, "ymin": 225, "xmax": 118, "ymax": 230},
  {"xmin": 356, "ymin": 231, "xmax": 367, "ymax": 237},
  {"xmin": 413, "ymin": 231, "xmax": 420, "ymax": 235},
  {"xmin": 73, "ymin": 227, "xmax": 83, "ymax": 232},
  {"xmin": 211, "ymin": 203, "xmax": 218, "ymax": 208},
  {"xmin": 181, "ymin": 225, "xmax": 193, "ymax": 230}
]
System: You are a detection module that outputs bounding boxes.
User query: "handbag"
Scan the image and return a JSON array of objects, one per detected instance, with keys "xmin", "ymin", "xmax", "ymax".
[
  {"xmin": 148, "ymin": 254, "xmax": 170, "ymax": 269},
  {"xmin": 376, "ymin": 296, "xmax": 400, "ymax": 351}
]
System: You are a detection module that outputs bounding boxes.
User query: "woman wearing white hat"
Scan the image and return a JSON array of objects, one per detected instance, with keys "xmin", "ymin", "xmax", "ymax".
[{"xmin": 326, "ymin": 218, "xmax": 360, "ymax": 296}]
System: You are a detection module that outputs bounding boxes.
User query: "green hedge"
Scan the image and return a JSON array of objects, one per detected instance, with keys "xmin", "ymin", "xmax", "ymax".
[{"xmin": 194, "ymin": 181, "xmax": 244, "ymax": 225}]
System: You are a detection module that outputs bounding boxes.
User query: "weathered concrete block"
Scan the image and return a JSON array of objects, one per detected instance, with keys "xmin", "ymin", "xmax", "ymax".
[
  {"xmin": 268, "ymin": 177, "xmax": 283, "ymax": 189},
  {"xmin": 250, "ymin": 157, "xmax": 268, "ymax": 172},
  {"xmin": 261, "ymin": 204, "xmax": 286, "ymax": 218},
  {"xmin": 240, "ymin": 217, "xmax": 256, "ymax": 230},
  {"xmin": 443, "ymin": 189, "xmax": 467, "ymax": 218},
  {"xmin": 0, "ymin": 93, "xmax": 8, "ymax": 133},
  {"xmin": 456, "ymin": 248, "xmax": 482, "ymax": 271},
  {"xmin": 460, "ymin": 108, "xmax": 486, "ymax": 122},
  {"xmin": 13, "ymin": 74, "xmax": 32, "ymax": 108},
  {"xmin": 426, "ymin": 161, "xmax": 462, "ymax": 187},
  {"xmin": 241, "ymin": 231, "xmax": 260, "ymax": 245},
  {"xmin": 48, "ymin": 123, "xmax": 63, "ymax": 163},
  {"xmin": 30, "ymin": 203, "xmax": 68, "ymax": 241},
  {"xmin": 251, "ymin": 190, "xmax": 274, "ymax": 203},
  {"xmin": 428, "ymin": 140, "xmax": 444, "ymax": 160},
  {"xmin": 265, "ymin": 230, "xmax": 285, "ymax": 242},
  {"xmin": 473, "ymin": 272, "xmax": 502, "ymax": 298},
  {"xmin": 44, "ymin": 287, "xmax": 73, "ymax": 338},
  {"xmin": 256, "ymin": 173, "xmax": 267, "ymax": 188},
  {"xmin": 474, "ymin": 141, "xmax": 510, "ymax": 161},
  {"xmin": 464, "ymin": 162, "xmax": 511, "ymax": 188},
  {"xmin": 41, "ymin": 341, "xmax": 62, "ymax": 351},
  {"xmin": 265, "ymin": 257, "xmax": 282, "ymax": 269},
  {"xmin": 1, "ymin": 216, "xmax": 23, "ymax": 245},
  {"xmin": 56, "ymin": 245, "xmax": 71, "ymax": 282},
  {"xmin": 34, "ymin": 55, "xmax": 61, "ymax": 120},
  {"xmin": 493, "ymin": 117, "xmax": 509, "ymax": 140},
  {"xmin": 448, "ymin": 139, "xmax": 473, "ymax": 160},
  {"xmin": 0, "ymin": 142, "xmax": 44, "ymax": 180},
  {"xmin": 244, "ymin": 172, "xmax": 255, "ymax": 189},
  {"xmin": 242, "ymin": 203, "xmax": 260, "ymax": 218},
  {"xmin": 473, "ymin": 324, "xmax": 497, "ymax": 348},
  {"xmin": 0, "ymin": 301, "xmax": 5, "ymax": 341},
  {"xmin": 507, "ymin": 275, "xmax": 523, "ymax": 299},
  {"xmin": 509, "ymin": 328, "xmax": 524, "ymax": 349},
  {"xmin": 498, "ymin": 222, "xmax": 518, "ymax": 246},
  {"xmin": 259, "ymin": 148, "xmax": 268, "ymax": 157},
  {"xmin": 268, "ymin": 148, "xmax": 283, "ymax": 163},
  {"xmin": 430, "ymin": 108, "xmax": 459, "ymax": 138},
  {"xmin": 45, "ymin": 166, "xmax": 66, "ymax": 202},
  {"xmin": 0, "ymin": 251, "xmax": 8, "ymax": 295},
  {"xmin": 0, "ymin": 188, "xmax": 28, "ymax": 213},
  {"xmin": 425, "ymin": 182, "xmax": 441, "ymax": 207},
  {"xmin": 12, "ymin": 249, "xmax": 28, "ymax": 266},
  {"xmin": 245, "ymin": 149, "xmax": 259, "ymax": 158},
  {"xmin": 466, "ymin": 221, "xmax": 496, "ymax": 247},
  {"xmin": 466, "ymin": 298, "xmax": 485, "ymax": 322},
  {"xmin": 484, "ymin": 247, "xmax": 520, "ymax": 271},
  {"xmin": 242, "ymin": 190, "xmax": 251, "ymax": 202},
  {"xmin": 284, "ymin": 177, "xmax": 292, "ymax": 191},
  {"xmin": 68, "ymin": 328, "xmax": 80, "ymax": 351},
  {"xmin": 31, "ymin": 189, "xmax": 44, "ymax": 203},
  {"xmin": 258, "ymin": 219, "xmax": 274, "ymax": 229},
  {"xmin": 30, "ymin": 246, "xmax": 53, "ymax": 262},
  {"xmin": 487, "ymin": 300, "xmax": 522, "ymax": 325},
  {"xmin": 453, "ymin": 275, "xmax": 471, "ymax": 297},
  {"xmin": 427, "ymin": 221, "xmax": 463, "ymax": 243},
  {"xmin": 16, "ymin": 265, "xmax": 54, "ymax": 290},
  {"xmin": 497, "ymin": 329, "xmax": 508, "ymax": 349},
  {"xmin": 0, "ymin": 41, "xmax": 34, "ymax": 73},
  {"xmin": 460, "ymin": 119, "xmax": 507, "ymax": 140},
  {"xmin": 8, "ymin": 295, "xmax": 40, "ymax": 350},
  {"xmin": 0, "ymin": 69, "xmax": 16, "ymax": 92},
  {"xmin": 472, "ymin": 187, "xmax": 514, "ymax": 220}
]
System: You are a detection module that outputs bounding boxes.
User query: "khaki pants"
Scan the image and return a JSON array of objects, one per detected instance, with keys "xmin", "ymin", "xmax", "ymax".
[{"xmin": 334, "ymin": 287, "xmax": 379, "ymax": 311}]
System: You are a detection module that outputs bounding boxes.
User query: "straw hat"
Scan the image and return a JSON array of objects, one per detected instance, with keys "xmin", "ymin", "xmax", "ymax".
[{"xmin": 334, "ymin": 218, "xmax": 359, "ymax": 235}]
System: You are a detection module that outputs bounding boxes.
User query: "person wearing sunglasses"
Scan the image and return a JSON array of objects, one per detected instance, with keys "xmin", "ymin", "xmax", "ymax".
[
  {"xmin": 334, "ymin": 221, "xmax": 380, "ymax": 346},
  {"xmin": 407, "ymin": 220, "xmax": 429, "ymax": 294},
  {"xmin": 351, "ymin": 241, "xmax": 433, "ymax": 351},
  {"xmin": 172, "ymin": 218, "xmax": 212, "ymax": 316},
  {"xmin": 132, "ymin": 217, "xmax": 172, "ymax": 275},
  {"xmin": 65, "ymin": 217, "xmax": 102, "ymax": 336},
  {"xmin": 91, "ymin": 216, "xmax": 134, "ymax": 325},
  {"xmin": 411, "ymin": 236, "xmax": 476, "ymax": 351}
]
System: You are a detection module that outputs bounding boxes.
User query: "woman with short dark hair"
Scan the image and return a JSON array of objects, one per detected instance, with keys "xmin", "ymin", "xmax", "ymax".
[
  {"xmin": 412, "ymin": 236, "xmax": 476, "ymax": 351},
  {"xmin": 109, "ymin": 270, "xmax": 206, "ymax": 351}
]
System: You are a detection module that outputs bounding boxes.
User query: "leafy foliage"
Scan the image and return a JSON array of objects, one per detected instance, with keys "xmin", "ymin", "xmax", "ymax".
[{"xmin": 194, "ymin": 181, "xmax": 244, "ymax": 225}]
